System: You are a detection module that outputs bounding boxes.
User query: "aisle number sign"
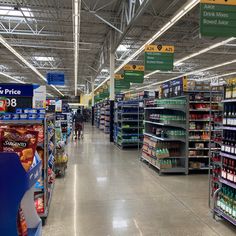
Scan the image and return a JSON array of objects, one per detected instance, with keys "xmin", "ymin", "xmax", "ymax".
[
  {"xmin": 123, "ymin": 65, "xmax": 144, "ymax": 83},
  {"xmin": 145, "ymin": 45, "xmax": 174, "ymax": 71},
  {"xmin": 115, "ymin": 74, "xmax": 130, "ymax": 89},
  {"xmin": 200, "ymin": 0, "xmax": 236, "ymax": 37}
]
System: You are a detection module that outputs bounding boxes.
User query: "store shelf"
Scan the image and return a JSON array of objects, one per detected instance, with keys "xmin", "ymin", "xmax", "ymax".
[
  {"xmin": 222, "ymin": 126, "xmax": 236, "ymax": 131},
  {"xmin": 118, "ymin": 126, "xmax": 143, "ymax": 130},
  {"xmin": 141, "ymin": 156, "xmax": 186, "ymax": 173},
  {"xmin": 144, "ymin": 120, "xmax": 186, "ymax": 129},
  {"xmin": 189, "ymin": 156, "xmax": 209, "ymax": 158},
  {"xmin": 189, "ymin": 139, "xmax": 210, "ymax": 142},
  {"xmin": 189, "ymin": 109, "xmax": 219, "ymax": 112},
  {"xmin": 189, "ymin": 129, "xmax": 210, "ymax": 132},
  {"xmin": 222, "ymin": 98, "xmax": 236, "ymax": 103},
  {"xmin": 0, "ymin": 119, "xmax": 43, "ymax": 124},
  {"xmin": 189, "ymin": 167, "xmax": 210, "ymax": 170},
  {"xmin": 189, "ymin": 101, "xmax": 218, "ymax": 104},
  {"xmin": 145, "ymin": 106, "xmax": 186, "ymax": 112},
  {"xmin": 214, "ymin": 208, "xmax": 236, "ymax": 226},
  {"xmin": 189, "ymin": 148, "xmax": 210, "ymax": 150},
  {"xmin": 220, "ymin": 152, "xmax": 236, "ymax": 160},
  {"xmin": 189, "ymin": 119, "xmax": 210, "ymax": 122},
  {"xmin": 144, "ymin": 132, "xmax": 186, "ymax": 142},
  {"xmin": 117, "ymin": 119, "xmax": 141, "ymax": 122},
  {"xmin": 219, "ymin": 178, "xmax": 236, "ymax": 189}
]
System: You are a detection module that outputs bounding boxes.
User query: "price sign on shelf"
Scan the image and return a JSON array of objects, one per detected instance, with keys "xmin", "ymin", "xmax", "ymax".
[
  {"xmin": 6, "ymin": 97, "xmax": 32, "ymax": 112},
  {"xmin": 0, "ymin": 84, "xmax": 34, "ymax": 112}
]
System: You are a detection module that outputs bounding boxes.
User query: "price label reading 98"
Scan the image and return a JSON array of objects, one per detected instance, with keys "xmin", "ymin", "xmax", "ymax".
[
  {"xmin": 6, "ymin": 98, "xmax": 17, "ymax": 107},
  {"xmin": 5, "ymin": 97, "xmax": 32, "ymax": 112}
]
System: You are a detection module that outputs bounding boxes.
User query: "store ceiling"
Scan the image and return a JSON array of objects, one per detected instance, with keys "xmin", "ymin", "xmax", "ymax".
[{"xmin": 0, "ymin": 0, "xmax": 235, "ymax": 96}]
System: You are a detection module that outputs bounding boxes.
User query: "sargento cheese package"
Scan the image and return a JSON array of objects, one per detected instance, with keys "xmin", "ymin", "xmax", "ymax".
[{"xmin": 0, "ymin": 128, "xmax": 39, "ymax": 171}]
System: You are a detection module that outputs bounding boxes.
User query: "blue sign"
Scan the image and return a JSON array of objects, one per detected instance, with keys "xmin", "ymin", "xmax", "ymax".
[
  {"xmin": 0, "ymin": 84, "xmax": 33, "ymax": 97},
  {"xmin": 47, "ymin": 72, "xmax": 65, "ymax": 85}
]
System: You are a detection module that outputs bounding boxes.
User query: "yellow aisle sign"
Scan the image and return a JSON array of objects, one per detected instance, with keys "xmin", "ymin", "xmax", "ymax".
[
  {"xmin": 115, "ymin": 74, "xmax": 124, "ymax": 80},
  {"xmin": 123, "ymin": 65, "xmax": 144, "ymax": 71},
  {"xmin": 145, "ymin": 45, "xmax": 175, "ymax": 53},
  {"xmin": 201, "ymin": 0, "xmax": 236, "ymax": 5}
]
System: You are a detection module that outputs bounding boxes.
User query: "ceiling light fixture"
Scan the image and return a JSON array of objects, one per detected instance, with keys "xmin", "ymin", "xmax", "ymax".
[
  {"xmin": 0, "ymin": 72, "xmax": 25, "ymax": 84},
  {"xmin": 34, "ymin": 56, "xmax": 54, "ymax": 61},
  {"xmin": 74, "ymin": 0, "xmax": 81, "ymax": 96},
  {"xmin": 95, "ymin": 0, "xmax": 200, "ymax": 91},
  {"xmin": 134, "ymin": 59, "xmax": 236, "ymax": 91},
  {"xmin": 0, "ymin": 35, "xmax": 64, "ymax": 96}
]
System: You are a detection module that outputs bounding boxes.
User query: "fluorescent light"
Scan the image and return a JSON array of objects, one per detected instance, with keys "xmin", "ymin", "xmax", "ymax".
[
  {"xmin": 101, "ymin": 68, "xmax": 109, "ymax": 73},
  {"xmin": 95, "ymin": 0, "xmax": 200, "ymax": 91},
  {"xmin": 74, "ymin": 0, "xmax": 81, "ymax": 96},
  {"xmin": 0, "ymin": 6, "xmax": 33, "ymax": 18},
  {"xmin": 0, "ymin": 35, "xmax": 64, "ymax": 96},
  {"xmin": 117, "ymin": 44, "xmax": 128, "ymax": 52},
  {"xmin": 135, "ymin": 59, "xmax": 236, "ymax": 91},
  {"xmin": 191, "ymin": 71, "xmax": 236, "ymax": 82},
  {"xmin": 0, "ymin": 72, "xmax": 25, "ymax": 84},
  {"xmin": 34, "ymin": 56, "xmax": 54, "ymax": 61}
]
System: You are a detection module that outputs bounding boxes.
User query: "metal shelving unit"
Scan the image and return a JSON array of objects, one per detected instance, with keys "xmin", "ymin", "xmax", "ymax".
[
  {"xmin": 212, "ymin": 81, "xmax": 236, "ymax": 226},
  {"xmin": 141, "ymin": 96, "xmax": 188, "ymax": 175},
  {"xmin": 188, "ymin": 90, "xmax": 223, "ymax": 172},
  {"xmin": 114, "ymin": 100, "xmax": 144, "ymax": 149},
  {"xmin": 0, "ymin": 114, "xmax": 56, "ymax": 225}
]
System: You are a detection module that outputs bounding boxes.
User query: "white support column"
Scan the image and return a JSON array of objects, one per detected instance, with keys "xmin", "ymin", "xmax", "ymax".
[{"xmin": 109, "ymin": 33, "xmax": 115, "ymax": 101}]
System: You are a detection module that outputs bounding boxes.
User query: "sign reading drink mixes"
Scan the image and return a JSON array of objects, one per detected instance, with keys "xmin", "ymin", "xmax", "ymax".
[{"xmin": 200, "ymin": 0, "xmax": 236, "ymax": 37}]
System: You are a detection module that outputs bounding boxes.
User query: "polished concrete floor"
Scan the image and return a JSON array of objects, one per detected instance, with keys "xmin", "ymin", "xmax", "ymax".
[{"xmin": 43, "ymin": 125, "xmax": 236, "ymax": 236}]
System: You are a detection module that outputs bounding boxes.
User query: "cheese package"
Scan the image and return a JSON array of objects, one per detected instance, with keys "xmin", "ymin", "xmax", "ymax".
[{"xmin": 0, "ymin": 128, "xmax": 38, "ymax": 171}]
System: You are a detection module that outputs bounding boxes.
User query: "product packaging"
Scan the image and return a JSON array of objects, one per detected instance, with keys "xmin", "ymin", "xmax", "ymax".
[{"xmin": 0, "ymin": 128, "xmax": 39, "ymax": 171}]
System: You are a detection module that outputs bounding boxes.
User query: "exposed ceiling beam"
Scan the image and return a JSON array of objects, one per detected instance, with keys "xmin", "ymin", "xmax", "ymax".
[{"xmin": 0, "ymin": 34, "xmax": 64, "ymax": 96}]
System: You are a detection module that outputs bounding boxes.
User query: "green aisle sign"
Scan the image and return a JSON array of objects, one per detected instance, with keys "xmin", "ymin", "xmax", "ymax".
[
  {"xmin": 200, "ymin": 0, "xmax": 236, "ymax": 37},
  {"xmin": 123, "ymin": 65, "xmax": 144, "ymax": 83},
  {"xmin": 145, "ymin": 45, "xmax": 174, "ymax": 71},
  {"xmin": 115, "ymin": 74, "xmax": 130, "ymax": 89}
]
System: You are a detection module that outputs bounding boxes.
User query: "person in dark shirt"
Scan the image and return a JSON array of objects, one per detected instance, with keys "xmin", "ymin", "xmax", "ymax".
[{"xmin": 73, "ymin": 109, "xmax": 84, "ymax": 139}]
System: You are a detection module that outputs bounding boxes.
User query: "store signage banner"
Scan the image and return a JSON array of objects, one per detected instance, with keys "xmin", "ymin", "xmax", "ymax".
[
  {"xmin": 0, "ymin": 84, "xmax": 33, "ymax": 97},
  {"xmin": 47, "ymin": 72, "xmax": 65, "ymax": 85},
  {"xmin": 33, "ymin": 85, "xmax": 46, "ymax": 109},
  {"xmin": 145, "ymin": 45, "xmax": 174, "ymax": 71},
  {"xmin": 115, "ymin": 74, "xmax": 130, "ymax": 89},
  {"xmin": 160, "ymin": 77, "xmax": 187, "ymax": 98},
  {"xmin": 55, "ymin": 100, "xmax": 62, "ymax": 112},
  {"xmin": 123, "ymin": 65, "xmax": 144, "ymax": 83},
  {"xmin": 0, "ymin": 83, "xmax": 36, "ymax": 112},
  {"xmin": 200, "ymin": 0, "xmax": 236, "ymax": 37}
]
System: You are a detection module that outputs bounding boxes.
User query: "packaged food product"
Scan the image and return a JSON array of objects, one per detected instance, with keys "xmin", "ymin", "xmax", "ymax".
[
  {"xmin": 0, "ymin": 128, "xmax": 38, "ymax": 171},
  {"xmin": 0, "ymin": 97, "xmax": 7, "ymax": 113},
  {"xmin": 32, "ymin": 125, "xmax": 44, "ymax": 143},
  {"xmin": 17, "ymin": 207, "xmax": 28, "ymax": 236}
]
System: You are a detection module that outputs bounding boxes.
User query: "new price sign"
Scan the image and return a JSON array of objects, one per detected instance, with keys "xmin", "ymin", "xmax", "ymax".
[
  {"xmin": 123, "ymin": 65, "xmax": 144, "ymax": 83},
  {"xmin": 200, "ymin": 0, "xmax": 236, "ymax": 37},
  {"xmin": 145, "ymin": 45, "xmax": 174, "ymax": 71}
]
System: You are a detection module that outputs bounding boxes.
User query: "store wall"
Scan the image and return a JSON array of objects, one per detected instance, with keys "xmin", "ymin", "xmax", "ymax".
[{"xmin": 80, "ymin": 94, "xmax": 92, "ymax": 107}]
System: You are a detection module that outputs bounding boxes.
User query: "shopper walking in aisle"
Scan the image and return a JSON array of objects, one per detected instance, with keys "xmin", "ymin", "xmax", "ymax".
[{"xmin": 73, "ymin": 109, "xmax": 84, "ymax": 139}]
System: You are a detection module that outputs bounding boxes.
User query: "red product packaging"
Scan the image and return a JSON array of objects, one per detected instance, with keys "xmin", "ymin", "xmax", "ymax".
[
  {"xmin": 17, "ymin": 208, "xmax": 28, "ymax": 236},
  {"xmin": 0, "ymin": 128, "xmax": 38, "ymax": 171}
]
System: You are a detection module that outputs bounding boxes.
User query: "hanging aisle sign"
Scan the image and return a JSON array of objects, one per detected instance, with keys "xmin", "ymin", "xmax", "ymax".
[
  {"xmin": 115, "ymin": 74, "xmax": 130, "ymax": 89},
  {"xmin": 123, "ymin": 65, "xmax": 144, "ymax": 83},
  {"xmin": 200, "ymin": 0, "xmax": 236, "ymax": 37},
  {"xmin": 47, "ymin": 72, "xmax": 65, "ymax": 85},
  {"xmin": 145, "ymin": 45, "xmax": 174, "ymax": 71}
]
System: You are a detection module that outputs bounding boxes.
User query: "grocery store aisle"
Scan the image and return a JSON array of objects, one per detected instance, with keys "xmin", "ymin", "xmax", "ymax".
[{"xmin": 43, "ymin": 125, "xmax": 235, "ymax": 236}]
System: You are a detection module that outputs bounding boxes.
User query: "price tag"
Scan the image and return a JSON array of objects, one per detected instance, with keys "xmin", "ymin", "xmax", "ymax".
[{"xmin": 6, "ymin": 97, "xmax": 32, "ymax": 112}]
